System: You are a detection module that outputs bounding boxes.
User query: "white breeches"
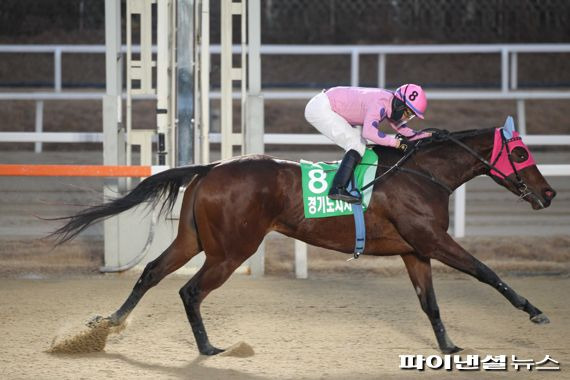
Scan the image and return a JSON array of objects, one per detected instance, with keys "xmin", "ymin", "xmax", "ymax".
[{"xmin": 304, "ymin": 92, "xmax": 367, "ymax": 156}]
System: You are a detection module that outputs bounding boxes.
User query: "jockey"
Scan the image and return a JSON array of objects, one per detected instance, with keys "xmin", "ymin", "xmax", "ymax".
[{"xmin": 304, "ymin": 84, "xmax": 431, "ymax": 204}]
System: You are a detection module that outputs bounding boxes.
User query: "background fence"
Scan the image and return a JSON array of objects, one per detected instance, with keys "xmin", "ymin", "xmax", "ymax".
[
  {"xmin": 261, "ymin": 0, "xmax": 570, "ymax": 43},
  {"xmin": 2, "ymin": 43, "xmax": 570, "ymax": 147},
  {"xmin": 1, "ymin": 0, "xmax": 569, "ymax": 44}
]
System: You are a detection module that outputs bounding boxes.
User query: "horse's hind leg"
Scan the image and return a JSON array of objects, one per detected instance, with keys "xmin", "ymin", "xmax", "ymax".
[
  {"xmin": 179, "ymin": 256, "xmax": 248, "ymax": 355},
  {"xmin": 90, "ymin": 228, "xmax": 201, "ymax": 328},
  {"xmin": 401, "ymin": 253, "xmax": 461, "ymax": 354},
  {"xmin": 179, "ymin": 164, "xmax": 272, "ymax": 355},
  {"xmin": 100, "ymin": 233, "xmax": 201, "ymax": 327},
  {"xmin": 90, "ymin": 181, "xmax": 203, "ymax": 327}
]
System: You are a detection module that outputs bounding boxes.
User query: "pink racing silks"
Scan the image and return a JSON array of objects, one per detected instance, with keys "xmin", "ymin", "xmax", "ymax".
[
  {"xmin": 489, "ymin": 128, "xmax": 536, "ymax": 178},
  {"xmin": 325, "ymin": 87, "xmax": 429, "ymax": 147}
]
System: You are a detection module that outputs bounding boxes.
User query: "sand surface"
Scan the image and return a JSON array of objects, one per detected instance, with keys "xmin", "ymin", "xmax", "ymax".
[{"xmin": 0, "ymin": 273, "xmax": 568, "ymax": 380}]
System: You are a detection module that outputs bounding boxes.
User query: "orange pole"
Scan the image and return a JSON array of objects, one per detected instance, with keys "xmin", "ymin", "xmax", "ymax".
[{"xmin": 0, "ymin": 164, "xmax": 153, "ymax": 177}]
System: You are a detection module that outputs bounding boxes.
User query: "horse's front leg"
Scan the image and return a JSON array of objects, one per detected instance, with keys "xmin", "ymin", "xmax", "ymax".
[
  {"xmin": 401, "ymin": 253, "xmax": 461, "ymax": 353},
  {"xmin": 407, "ymin": 228, "xmax": 549, "ymax": 324}
]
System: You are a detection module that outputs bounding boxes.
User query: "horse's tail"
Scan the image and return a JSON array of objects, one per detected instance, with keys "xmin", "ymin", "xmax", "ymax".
[{"xmin": 49, "ymin": 164, "xmax": 215, "ymax": 245}]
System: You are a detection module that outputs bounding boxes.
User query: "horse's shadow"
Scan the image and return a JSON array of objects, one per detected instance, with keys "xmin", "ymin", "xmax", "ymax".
[
  {"xmin": 68, "ymin": 351, "xmax": 454, "ymax": 380},
  {"xmin": 83, "ymin": 352, "xmax": 268, "ymax": 380}
]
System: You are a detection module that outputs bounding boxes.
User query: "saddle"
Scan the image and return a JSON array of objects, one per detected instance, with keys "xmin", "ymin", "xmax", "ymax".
[
  {"xmin": 300, "ymin": 149, "xmax": 378, "ymax": 259},
  {"xmin": 299, "ymin": 148, "xmax": 377, "ymax": 218}
]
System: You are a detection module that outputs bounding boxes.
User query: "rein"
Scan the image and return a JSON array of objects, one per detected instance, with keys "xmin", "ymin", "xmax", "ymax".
[
  {"xmin": 360, "ymin": 139, "xmax": 452, "ymax": 194},
  {"xmin": 360, "ymin": 128, "xmax": 543, "ymax": 206}
]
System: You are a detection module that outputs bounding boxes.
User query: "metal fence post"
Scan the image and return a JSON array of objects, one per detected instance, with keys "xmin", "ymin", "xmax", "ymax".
[
  {"xmin": 454, "ymin": 184, "xmax": 466, "ymax": 238},
  {"xmin": 377, "ymin": 53, "xmax": 386, "ymax": 88},
  {"xmin": 351, "ymin": 49, "xmax": 359, "ymax": 86},
  {"xmin": 103, "ymin": 0, "xmax": 124, "ymax": 268},
  {"xmin": 246, "ymin": 0, "xmax": 266, "ymax": 277},
  {"xmin": 510, "ymin": 52, "xmax": 527, "ymax": 134},
  {"xmin": 510, "ymin": 52, "xmax": 518, "ymax": 90},
  {"xmin": 295, "ymin": 240, "xmax": 308, "ymax": 279},
  {"xmin": 54, "ymin": 48, "xmax": 62, "ymax": 92},
  {"xmin": 501, "ymin": 48, "xmax": 509, "ymax": 93},
  {"xmin": 517, "ymin": 100, "xmax": 527, "ymax": 135},
  {"xmin": 177, "ymin": 0, "xmax": 195, "ymax": 166},
  {"xmin": 34, "ymin": 100, "xmax": 44, "ymax": 153}
]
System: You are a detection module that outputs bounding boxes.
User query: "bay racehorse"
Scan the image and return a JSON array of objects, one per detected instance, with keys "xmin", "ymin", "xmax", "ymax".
[{"xmin": 50, "ymin": 125, "xmax": 556, "ymax": 355}]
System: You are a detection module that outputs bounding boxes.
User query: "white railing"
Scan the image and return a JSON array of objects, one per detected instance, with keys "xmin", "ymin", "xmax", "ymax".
[
  {"xmin": 0, "ymin": 92, "xmax": 154, "ymax": 152},
  {"xmin": 1, "ymin": 43, "xmax": 570, "ymax": 151},
  {"xmin": 3, "ymin": 43, "xmax": 570, "ymax": 94},
  {"xmin": 2, "ymin": 89, "xmax": 570, "ymax": 153},
  {"xmin": 2, "ymin": 43, "xmax": 570, "ymax": 92},
  {"xmin": 4, "ymin": 131, "xmax": 570, "ymax": 146},
  {"xmin": 1, "ymin": 43, "xmax": 570, "ymax": 145}
]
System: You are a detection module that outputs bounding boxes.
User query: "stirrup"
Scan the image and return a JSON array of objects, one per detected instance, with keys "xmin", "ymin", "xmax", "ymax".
[
  {"xmin": 328, "ymin": 188, "xmax": 361, "ymax": 204},
  {"xmin": 347, "ymin": 251, "xmax": 362, "ymax": 261}
]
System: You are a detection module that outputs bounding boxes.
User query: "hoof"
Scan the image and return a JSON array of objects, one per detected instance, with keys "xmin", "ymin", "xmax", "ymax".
[
  {"xmin": 86, "ymin": 315, "xmax": 106, "ymax": 328},
  {"xmin": 200, "ymin": 346, "xmax": 225, "ymax": 356},
  {"xmin": 530, "ymin": 313, "xmax": 550, "ymax": 324},
  {"xmin": 86, "ymin": 314, "xmax": 121, "ymax": 328},
  {"xmin": 441, "ymin": 346, "xmax": 463, "ymax": 354}
]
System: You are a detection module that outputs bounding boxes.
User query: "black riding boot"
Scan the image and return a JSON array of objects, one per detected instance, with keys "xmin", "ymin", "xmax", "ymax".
[{"xmin": 328, "ymin": 149, "xmax": 362, "ymax": 204}]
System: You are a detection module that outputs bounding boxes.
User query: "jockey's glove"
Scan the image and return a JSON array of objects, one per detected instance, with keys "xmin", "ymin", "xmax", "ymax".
[{"xmin": 396, "ymin": 135, "xmax": 411, "ymax": 153}]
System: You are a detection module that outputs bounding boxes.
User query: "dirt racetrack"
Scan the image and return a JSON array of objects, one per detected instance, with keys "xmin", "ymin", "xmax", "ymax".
[
  {"xmin": 1, "ymin": 149, "xmax": 568, "ymax": 380},
  {"xmin": 0, "ymin": 148, "xmax": 568, "ymax": 379},
  {"xmin": 0, "ymin": 272, "xmax": 568, "ymax": 380}
]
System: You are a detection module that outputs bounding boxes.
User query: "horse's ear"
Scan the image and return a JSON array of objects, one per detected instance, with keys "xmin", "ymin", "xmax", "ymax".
[{"xmin": 502, "ymin": 116, "xmax": 516, "ymax": 138}]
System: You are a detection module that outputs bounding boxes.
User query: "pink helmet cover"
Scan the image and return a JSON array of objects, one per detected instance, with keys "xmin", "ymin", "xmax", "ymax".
[
  {"xmin": 395, "ymin": 84, "xmax": 427, "ymax": 119},
  {"xmin": 489, "ymin": 128, "xmax": 536, "ymax": 178}
]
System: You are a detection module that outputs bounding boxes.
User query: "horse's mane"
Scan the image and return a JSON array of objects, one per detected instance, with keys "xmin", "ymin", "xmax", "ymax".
[{"xmin": 425, "ymin": 127, "xmax": 495, "ymax": 140}]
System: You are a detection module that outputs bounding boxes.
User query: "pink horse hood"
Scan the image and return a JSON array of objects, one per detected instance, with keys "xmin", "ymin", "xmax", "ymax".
[{"xmin": 489, "ymin": 128, "xmax": 536, "ymax": 178}]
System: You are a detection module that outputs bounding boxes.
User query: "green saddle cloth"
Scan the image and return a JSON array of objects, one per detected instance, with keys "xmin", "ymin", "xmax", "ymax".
[{"xmin": 300, "ymin": 149, "xmax": 378, "ymax": 218}]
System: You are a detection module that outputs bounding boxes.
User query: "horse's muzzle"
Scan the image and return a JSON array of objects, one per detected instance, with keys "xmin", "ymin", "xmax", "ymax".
[{"xmin": 542, "ymin": 188, "xmax": 556, "ymax": 208}]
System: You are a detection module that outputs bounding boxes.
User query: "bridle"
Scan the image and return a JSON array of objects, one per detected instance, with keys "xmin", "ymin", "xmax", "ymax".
[
  {"xmin": 361, "ymin": 128, "xmax": 545, "ymax": 208},
  {"xmin": 488, "ymin": 132, "xmax": 538, "ymax": 203},
  {"xmin": 440, "ymin": 129, "xmax": 544, "ymax": 207}
]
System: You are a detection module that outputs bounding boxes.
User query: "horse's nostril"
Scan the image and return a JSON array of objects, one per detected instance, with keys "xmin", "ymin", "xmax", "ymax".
[{"xmin": 544, "ymin": 190, "xmax": 556, "ymax": 200}]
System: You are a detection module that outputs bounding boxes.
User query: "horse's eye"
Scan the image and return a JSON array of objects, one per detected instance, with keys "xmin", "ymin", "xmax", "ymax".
[{"xmin": 511, "ymin": 147, "xmax": 529, "ymax": 163}]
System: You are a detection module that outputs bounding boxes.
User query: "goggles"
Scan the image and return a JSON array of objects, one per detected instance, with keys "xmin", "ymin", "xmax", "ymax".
[
  {"xmin": 395, "ymin": 114, "xmax": 416, "ymax": 128},
  {"xmin": 391, "ymin": 96, "xmax": 416, "ymax": 125}
]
